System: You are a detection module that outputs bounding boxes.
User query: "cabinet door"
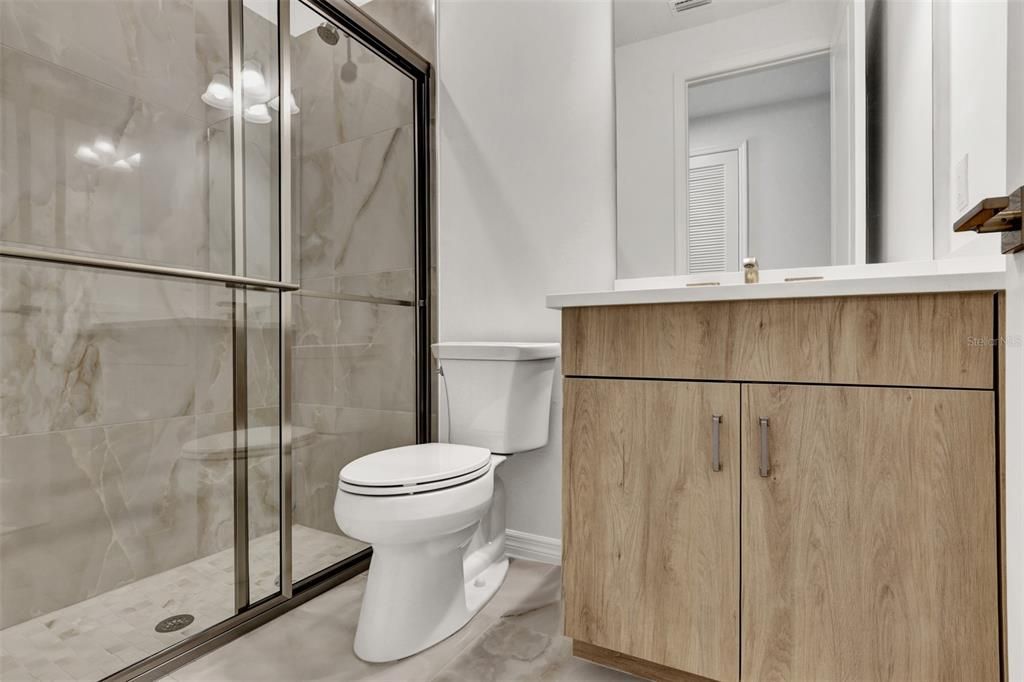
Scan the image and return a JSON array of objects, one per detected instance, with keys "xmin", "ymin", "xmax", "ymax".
[
  {"xmin": 564, "ymin": 378, "xmax": 740, "ymax": 681},
  {"xmin": 742, "ymin": 384, "xmax": 998, "ymax": 681}
]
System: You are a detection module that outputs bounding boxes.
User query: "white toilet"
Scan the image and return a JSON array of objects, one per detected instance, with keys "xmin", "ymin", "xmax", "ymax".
[{"xmin": 333, "ymin": 341, "xmax": 560, "ymax": 663}]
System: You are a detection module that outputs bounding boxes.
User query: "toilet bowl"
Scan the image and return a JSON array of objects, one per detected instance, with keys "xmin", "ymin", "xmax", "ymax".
[
  {"xmin": 334, "ymin": 443, "xmax": 508, "ymax": 662},
  {"xmin": 333, "ymin": 341, "xmax": 559, "ymax": 662}
]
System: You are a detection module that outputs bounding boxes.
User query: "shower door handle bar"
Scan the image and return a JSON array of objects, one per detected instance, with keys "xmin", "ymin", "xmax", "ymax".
[
  {"xmin": 711, "ymin": 414, "xmax": 722, "ymax": 472},
  {"xmin": 0, "ymin": 245, "xmax": 301, "ymax": 291},
  {"xmin": 296, "ymin": 288, "xmax": 416, "ymax": 307}
]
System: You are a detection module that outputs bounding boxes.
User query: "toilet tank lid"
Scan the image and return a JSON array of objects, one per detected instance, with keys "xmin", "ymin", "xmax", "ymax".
[{"xmin": 431, "ymin": 342, "xmax": 560, "ymax": 361}]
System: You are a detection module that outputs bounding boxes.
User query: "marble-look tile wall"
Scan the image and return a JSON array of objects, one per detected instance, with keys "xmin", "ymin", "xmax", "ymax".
[
  {"xmin": 360, "ymin": 0, "xmax": 437, "ymax": 65},
  {"xmin": 0, "ymin": 0, "xmax": 230, "ymax": 271},
  {"xmin": 297, "ymin": 124, "xmax": 416, "ymax": 298},
  {"xmin": 0, "ymin": 260, "xmax": 281, "ymax": 629},
  {"xmin": 0, "ymin": 0, "xmax": 230, "ymax": 123},
  {"xmin": 0, "ymin": 45, "xmax": 215, "ymax": 271}
]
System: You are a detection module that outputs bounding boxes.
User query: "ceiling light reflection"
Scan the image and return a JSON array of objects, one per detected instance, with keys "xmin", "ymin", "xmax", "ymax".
[
  {"xmin": 244, "ymin": 102, "xmax": 272, "ymax": 124},
  {"xmin": 93, "ymin": 138, "xmax": 115, "ymax": 155},
  {"xmin": 75, "ymin": 145, "xmax": 102, "ymax": 165},
  {"xmin": 201, "ymin": 73, "xmax": 233, "ymax": 110},
  {"xmin": 242, "ymin": 61, "xmax": 269, "ymax": 100},
  {"xmin": 268, "ymin": 92, "xmax": 300, "ymax": 115}
]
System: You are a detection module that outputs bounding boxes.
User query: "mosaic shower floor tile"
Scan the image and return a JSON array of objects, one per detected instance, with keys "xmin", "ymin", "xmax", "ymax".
[{"xmin": 0, "ymin": 526, "xmax": 365, "ymax": 681}]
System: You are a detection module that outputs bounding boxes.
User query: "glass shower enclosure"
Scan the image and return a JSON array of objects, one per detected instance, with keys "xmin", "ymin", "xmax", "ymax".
[{"xmin": 0, "ymin": 0, "xmax": 432, "ymax": 679}]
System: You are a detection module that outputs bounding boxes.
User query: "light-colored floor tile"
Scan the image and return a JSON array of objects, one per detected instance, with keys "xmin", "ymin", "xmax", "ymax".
[
  {"xmin": 430, "ymin": 561, "xmax": 638, "ymax": 682},
  {"xmin": 172, "ymin": 559, "xmax": 641, "ymax": 682},
  {"xmin": 4, "ymin": 555, "xmax": 641, "ymax": 682},
  {"xmin": 171, "ymin": 571, "xmax": 498, "ymax": 682},
  {"xmin": 430, "ymin": 620, "xmax": 638, "ymax": 682},
  {"xmin": 480, "ymin": 560, "xmax": 561, "ymax": 621}
]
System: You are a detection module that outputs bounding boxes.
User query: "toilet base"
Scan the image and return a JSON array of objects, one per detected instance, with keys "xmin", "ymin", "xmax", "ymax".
[
  {"xmin": 464, "ymin": 556, "xmax": 509, "ymax": 616},
  {"xmin": 352, "ymin": 541, "xmax": 508, "ymax": 663}
]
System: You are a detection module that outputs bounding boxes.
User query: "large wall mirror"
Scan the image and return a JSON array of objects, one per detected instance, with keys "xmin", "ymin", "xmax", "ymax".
[{"xmin": 614, "ymin": 0, "xmax": 1020, "ymax": 280}]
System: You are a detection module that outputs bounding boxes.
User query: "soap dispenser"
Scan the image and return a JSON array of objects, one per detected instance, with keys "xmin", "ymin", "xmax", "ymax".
[{"xmin": 743, "ymin": 257, "xmax": 759, "ymax": 284}]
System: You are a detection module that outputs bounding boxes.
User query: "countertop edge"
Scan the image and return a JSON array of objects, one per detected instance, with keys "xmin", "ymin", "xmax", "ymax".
[{"xmin": 546, "ymin": 271, "xmax": 1007, "ymax": 309}]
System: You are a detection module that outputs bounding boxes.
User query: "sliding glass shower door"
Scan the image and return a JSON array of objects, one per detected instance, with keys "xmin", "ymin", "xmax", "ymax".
[
  {"xmin": 0, "ymin": 0, "xmax": 430, "ymax": 678},
  {"xmin": 288, "ymin": 0, "xmax": 422, "ymax": 583}
]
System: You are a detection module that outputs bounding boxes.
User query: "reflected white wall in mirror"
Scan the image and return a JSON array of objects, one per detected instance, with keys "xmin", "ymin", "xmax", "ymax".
[{"xmin": 685, "ymin": 54, "xmax": 832, "ymax": 273}]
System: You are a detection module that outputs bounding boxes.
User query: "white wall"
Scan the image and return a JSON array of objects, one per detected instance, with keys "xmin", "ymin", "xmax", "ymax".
[
  {"xmin": 615, "ymin": 0, "xmax": 841, "ymax": 278},
  {"xmin": 932, "ymin": 0, "xmax": 1007, "ymax": 260},
  {"xmin": 436, "ymin": 0, "xmax": 616, "ymax": 541},
  {"xmin": 1009, "ymin": 0, "xmax": 1024, "ymax": 194},
  {"xmin": 1002, "ymin": 4, "xmax": 1022, "ymax": 679},
  {"xmin": 689, "ymin": 95, "xmax": 831, "ymax": 270}
]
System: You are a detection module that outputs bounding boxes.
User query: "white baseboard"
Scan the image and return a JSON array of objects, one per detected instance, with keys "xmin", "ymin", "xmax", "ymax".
[{"xmin": 505, "ymin": 529, "xmax": 561, "ymax": 565}]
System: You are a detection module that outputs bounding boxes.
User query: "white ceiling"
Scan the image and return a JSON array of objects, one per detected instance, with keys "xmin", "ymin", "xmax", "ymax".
[
  {"xmin": 687, "ymin": 52, "xmax": 830, "ymax": 119},
  {"xmin": 246, "ymin": 0, "xmax": 372, "ymax": 37},
  {"xmin": 247, "ymin": 0, "xmax": 323, "ymax": 35},
  {"xmin": 613, "ymin": 0, "xmax": 789, "ymax": 47}
]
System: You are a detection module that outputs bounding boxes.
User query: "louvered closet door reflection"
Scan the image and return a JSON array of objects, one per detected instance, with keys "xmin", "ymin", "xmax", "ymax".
[{"xmin": 688, "ymin": 149, "xmax": 741, "ymax": 273}]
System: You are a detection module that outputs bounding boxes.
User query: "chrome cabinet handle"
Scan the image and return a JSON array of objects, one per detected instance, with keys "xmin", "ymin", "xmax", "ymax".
[
  {"xmin": 711, "ymin": 415, "xmax": 722, "ymax": 472},
  {"xmin": 758, "ymin": 417, "xmax": 770, "ymax": 478}
]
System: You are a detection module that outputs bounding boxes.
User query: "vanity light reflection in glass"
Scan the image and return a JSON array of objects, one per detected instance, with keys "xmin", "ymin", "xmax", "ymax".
[
  {"xmin": 201, "ymin": 68, "xmax": 299, "ymax": 122},
  {"xmin": 74, "ymin": 136, "xmax": 142, "ymax": 172}
]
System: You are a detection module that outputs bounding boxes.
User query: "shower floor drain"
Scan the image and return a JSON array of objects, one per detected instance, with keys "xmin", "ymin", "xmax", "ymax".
[{"xmin": 155, "ymin": 614, "xmax": 195, "ymax": 633}]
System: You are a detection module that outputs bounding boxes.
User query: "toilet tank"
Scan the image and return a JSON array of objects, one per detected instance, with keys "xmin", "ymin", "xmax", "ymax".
[{"xmin": 432, "ymin": 342, "xmax": 560, "ymax": 454}]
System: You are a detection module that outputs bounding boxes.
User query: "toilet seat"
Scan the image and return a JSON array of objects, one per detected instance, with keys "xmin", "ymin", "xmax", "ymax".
[{"xmin": 338, "ymin": 443, "xmax": 492, "ymax": 497}]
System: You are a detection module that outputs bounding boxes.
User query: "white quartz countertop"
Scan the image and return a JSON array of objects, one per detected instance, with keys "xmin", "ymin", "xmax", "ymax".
[{"xmin": 546, "ymin": 257, "xmax": 1008, "ymax": 309}]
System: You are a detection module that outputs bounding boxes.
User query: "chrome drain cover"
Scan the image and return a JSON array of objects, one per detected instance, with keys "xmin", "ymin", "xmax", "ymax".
[{"xmin": 155, "ymin": 614, "xmax": 195, "ymax": 633}]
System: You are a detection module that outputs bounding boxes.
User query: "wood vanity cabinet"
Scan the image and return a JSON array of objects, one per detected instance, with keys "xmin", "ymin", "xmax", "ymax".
[
  {"xmin": 563, "ymin": 378, "xmax": 740, "ymax": 681},
  {"xmin": 741, "ymin": 383, "xmax": 998, "ymax": 681},
  {"xmin": 562, "ymin": 292, "xmax": 1003, "ymax": 682}
]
